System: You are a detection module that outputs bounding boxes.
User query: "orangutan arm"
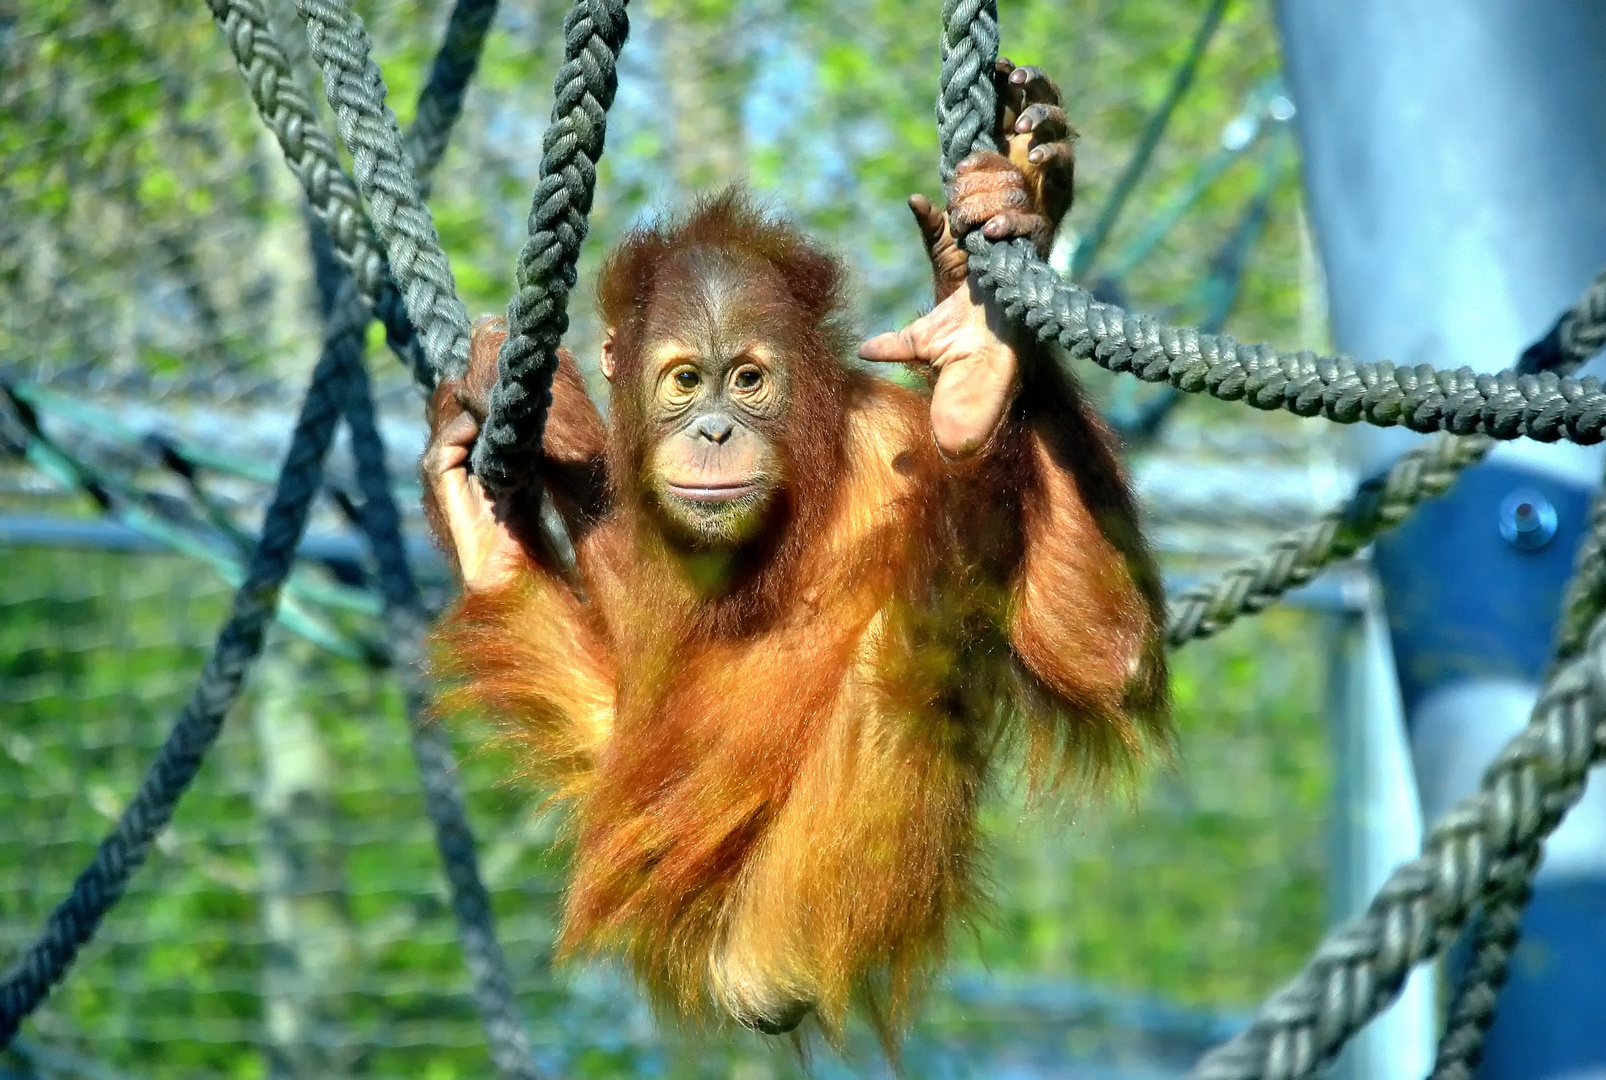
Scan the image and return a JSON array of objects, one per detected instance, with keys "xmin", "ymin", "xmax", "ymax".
[{"xmin": 1004, "ymin": 351, "xmax": 1168, "ymax": 747}]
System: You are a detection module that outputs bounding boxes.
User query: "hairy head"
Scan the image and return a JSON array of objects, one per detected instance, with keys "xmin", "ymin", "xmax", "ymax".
[{"xmin": 597, "ymin": 190, "xmax": 854, "ymax": 553}]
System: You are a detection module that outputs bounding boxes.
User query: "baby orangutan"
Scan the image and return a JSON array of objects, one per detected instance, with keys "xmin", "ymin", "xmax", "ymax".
[{"xmin": 424, "ymin": 60, "xmax": 1166, "ymax": 1041}]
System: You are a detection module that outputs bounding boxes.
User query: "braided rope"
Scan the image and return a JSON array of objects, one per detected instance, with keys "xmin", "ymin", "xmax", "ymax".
[
  {"xmin": 0, "ymin": 309, "xmax": 359, "ymax": 1048},
  {"xmin": 1188, "ymin": 625, "xmax": 1603, "ymax": 1080},
  {"xmin": 470, "ymin": 0, "xmax": 630, "ymax": 495},
  {"xmin": 209, "ymin": 0, "xmax": 382, "ymax": 298},
  {"xmin": 937, "ymin": 0, "xmax": 999, "ymax": 183},
  {"xmin": 1163, "ymin": 432, "xmax": 1491, "ymax": 646},
  {"xmin": 294, "ymin": 5, "xmax": 539, "ymax": 1065},
  {"xmin": 1425, "ymin": 846, "xmax": 1540, "ymax": 1080},
  {"xmin": 1167, "ymin": 293, "xmax": 1601, "ymax": 648},
  {"xmin": 970, "ymin": 232, "xmax": 1606, "ymax": 443},
  {"xmin": 338, "ymin": 322, "xmax": 541, "ymax": 1080},
  {"xmin": 1560, "ymin": 264, "xmax": 1606, "ymax": 363},
  {"xmin": 404, "ymin": 0, "xmax": 499, "ymax": 187},
  {"xmin": 298, "ymin": 0, "xmax": 471, "ymax": 383},
  {"xmin": 1552, "ymin": 461, "xmax": 1606, "ymax": 662},
  {"xmin": 934, "ymin": 4, "xmax": 1606, "ymax": 444},
  {"xmin": 0, "ymin": 0, "xmax": 517, "ymax": 1056},
  {"xmin": 206, "ymin": 0, "xmax": 430, "ymax": 387}
]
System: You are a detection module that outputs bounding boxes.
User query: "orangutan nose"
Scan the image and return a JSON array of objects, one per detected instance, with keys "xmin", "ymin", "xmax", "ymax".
[{"xmin": 695, "ymin": 414, "xmax": 735, "ymax": 444}]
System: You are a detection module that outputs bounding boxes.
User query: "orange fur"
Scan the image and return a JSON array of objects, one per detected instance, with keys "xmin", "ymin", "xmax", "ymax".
[{"xmin": 428, "ymin": 193, "xmax": 1167, "ymax": 1043}]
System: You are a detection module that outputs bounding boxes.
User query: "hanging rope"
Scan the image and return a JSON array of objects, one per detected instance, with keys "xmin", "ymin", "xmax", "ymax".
[
  {"xmin": 0, "ymin": 310, "xmax": 358, "ymax": 1050},
  {"xmin": 0, "ymin": 0, "xmax": 521, "ymax": 1055},
  {"xmin": 405, "ymin": 0, "xmax": 500, "ymax": 188},
  {"xmin": 470, "ymin": 0, "xmax": 631, "ymax": 496},
  {"xmin": 334, "ymin": 296, "xmax": 542, "ymax": 1080},
  {"xmin": 295, "ymin": 1, "xmax": 540, "ymax": 1068},
  {"xmin": 937, "ymin": 0, "xmax": 1000, "ymax": 183},
  {"xmin": 927, "ymin": 2, "xmax": 1606, "ymax": 647},
  {"xmin": 297, "ymin": 0, "xmax": 472, "ymax": 383}
]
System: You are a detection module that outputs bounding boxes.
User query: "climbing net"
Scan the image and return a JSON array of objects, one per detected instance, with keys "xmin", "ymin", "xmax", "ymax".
[{"xmin": 4, "ymin": 2, "xmax": 1606, "ymax": 1079}]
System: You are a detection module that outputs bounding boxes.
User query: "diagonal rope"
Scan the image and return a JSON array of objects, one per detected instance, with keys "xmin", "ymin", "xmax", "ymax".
[
  {"xmin": 470, "ymin": 0, "xmax": 631, "ymax": 496},
  {"xmin": 332, "ymin": 283, "xmax": 542, "ymax": 1080},
  {"xmin": 0, "ymin": 308, "xmax": 359, "ymax": 1050},
  {"xmin": 297, "ymin": 0, "xmax": 472, "ymax": 383},
  {"xmin": 1165, "ymin": 430, "xmax": 1488, "ymax": 646},
  {"xmin": 1071, "ymin": 0, "xmax": 1232, "ymax": 279},
  {"xmin": 1185, "ymin": 608, "xmax": 1606, "ymax": 1080},
  {"xmin": 293, "ymin": 0, "xmax": 540, "ymax": 1066},
  {"xmin": 291, "ymin": 0, "xmax": 541, "ymax": 1068},
  {"xmin": 404, "ymin": 0, "xmax": 499, "ymax": 188},
  {"xmin": 0, "ymin": 0, "xmax": 515, "ymax": 1054},
  {"xmin": 206, "ymin": 0, "xmax": 431, "ymax": 387},
  {"xmin": 1424, "ymin": 846, "xmax": 1541, "ymax": 1080},
  {"xmin": 1425, "ymin": 467, "xmax": 1606, "ymax": 1080}
]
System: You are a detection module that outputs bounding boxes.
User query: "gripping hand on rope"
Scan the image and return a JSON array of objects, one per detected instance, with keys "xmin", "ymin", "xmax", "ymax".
[
  {"xmin": 863, "ymin": 59, "xmax": 1076, "ymax": 457},
  {"xmin": 913, "ymin": 58, "xmax": 1076, "ymax": 302},
  {"xmin": 423, "ymin": 316, "xmax": 606, "ymax": 593}
]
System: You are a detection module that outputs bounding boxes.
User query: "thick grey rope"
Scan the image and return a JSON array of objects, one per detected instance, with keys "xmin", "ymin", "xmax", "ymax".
[
  {"xmin": 1184, "ymin": 609, "xmax": 1605, "ymax": 1080},
  {"xmin": 206, "ymin": 0, "xmax": 431, "ymax": 388},
  {"xmin": 1554, "ymin": 460, "xmax": 1606, "ymax": 661},
  {"xmin": 293, "ymin": 3, "xmax": 539, "ymax": 1067},
  {"xmin": 1165, "ymin": 292, "xmax": 1602, "ymax": 647},
  {"xmin": 1426, "ymin": 846, "xmax": 1542, "ymax": 1080},
  {"xmin": 297, "ymin": 0, "xmax": 472, "ymax": 383},
  {"xmin": 969, "ymin": 232, "xmax": 1606, "ymax": 444},
  {"xmin": 0, "ymin": 310, "xmax": 358, "ymax": 1049},
  {"xmin": 470, "ymin": 0, "xmax": 630, "ymax": 496},
  {"xmin": 1164, "ymin": 431, "xmax": 1489, "ymax": 646},
  {"xmin": 335, "ymin": 299, "xmax": 541, "ymax": 1080},
  {"xmin": 937, "ymin": 0, "xmax": 999, "ymax": 184},
  {"xmin": 0, "ymin": 0, "xmax": 520, "ymax": 1058},
  {"xmin": 930, "ymin": 2, "xmax": 1606, "ymax": 645}
]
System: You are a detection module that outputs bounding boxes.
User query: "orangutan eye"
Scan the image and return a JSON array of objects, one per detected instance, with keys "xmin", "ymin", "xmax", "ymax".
[
  {"xmin": 733, "ymin": 367, "xmax": 762, "ymax": 392},
  {"xmin": 673, "ymin": 369, "xmax": 700, "ymax": 392}
]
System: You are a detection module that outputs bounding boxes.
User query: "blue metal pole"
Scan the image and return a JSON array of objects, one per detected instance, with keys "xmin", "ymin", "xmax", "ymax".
[{"xmin": 1275, "ymin": 3, "xmax": 1606, "ymax": 1077}]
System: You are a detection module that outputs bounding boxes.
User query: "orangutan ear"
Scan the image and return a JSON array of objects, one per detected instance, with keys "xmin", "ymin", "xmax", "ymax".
[{"xmin": 600, "ymin": 327, "xmax": 618, "ymax": 382}]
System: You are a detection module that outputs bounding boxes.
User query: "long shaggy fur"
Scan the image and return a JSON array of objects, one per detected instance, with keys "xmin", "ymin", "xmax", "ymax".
[{"xmin": 430, "ymin": 191, "xmax": 1167, "ymax": 1044}]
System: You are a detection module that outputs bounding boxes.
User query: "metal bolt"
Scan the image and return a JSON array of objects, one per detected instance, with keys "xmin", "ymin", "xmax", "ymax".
[{"xmin": 1499, "ymin": 488, "xmax": 1558, "ymax": 551}]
